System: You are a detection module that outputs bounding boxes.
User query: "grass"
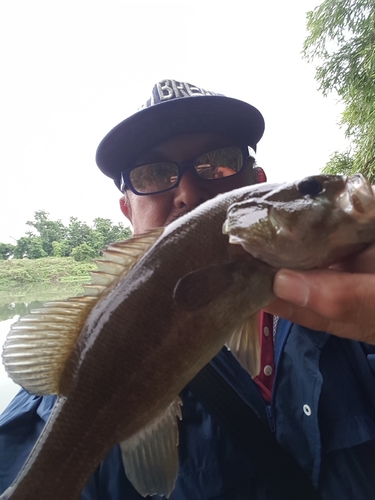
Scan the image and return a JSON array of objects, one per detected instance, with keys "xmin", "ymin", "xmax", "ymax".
[{"xmin": 0, "ymin": 257, "xmax": 97, "ymax": 286}]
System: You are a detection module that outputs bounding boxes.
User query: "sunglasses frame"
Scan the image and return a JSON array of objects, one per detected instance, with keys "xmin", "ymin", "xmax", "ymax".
[{"xmin": 120, "ymin": 145, "xmax": 255, "ymax": 195}]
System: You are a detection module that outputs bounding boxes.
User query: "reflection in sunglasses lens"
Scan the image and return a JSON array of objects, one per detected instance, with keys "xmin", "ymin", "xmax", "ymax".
[
  {"xmin": 127, "ymin": 146, "xmax": 245, "ymax": 194},
  {"xmin": 130, "ymin": 164, "xmax": 179, "ymax": 193}
]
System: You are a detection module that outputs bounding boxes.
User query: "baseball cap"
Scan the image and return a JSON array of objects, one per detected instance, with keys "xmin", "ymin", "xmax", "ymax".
[{"xmin": 96, "ymin": 79, "xmax": 265, "ymax": 190}]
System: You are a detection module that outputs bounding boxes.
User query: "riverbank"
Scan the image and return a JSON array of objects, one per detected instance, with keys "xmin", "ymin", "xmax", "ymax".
[{"xmin": 0, "ymin": 257, "xmax": 96, "ymax": 286}]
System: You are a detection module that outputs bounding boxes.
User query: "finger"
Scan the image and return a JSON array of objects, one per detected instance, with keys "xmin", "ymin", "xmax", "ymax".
[
  {"xmin": 272, "ymin": 268, "xmax": 375, "ymax": 326},
  {"xmin": 264, "ymin": 298, "xmax": 331, "ymax": 331},
  {"xmin": 333, "ymin": 242, "xmax": 375, "ymax": 274},
  {"xmin": 264, "ymin": 299, "xmax": 375, "ymax": 343}
]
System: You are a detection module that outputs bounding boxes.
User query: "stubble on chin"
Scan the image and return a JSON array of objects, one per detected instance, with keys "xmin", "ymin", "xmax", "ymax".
[{"xmin": 165, "ymin": 208, "xmax": 191, "ymax": 226}]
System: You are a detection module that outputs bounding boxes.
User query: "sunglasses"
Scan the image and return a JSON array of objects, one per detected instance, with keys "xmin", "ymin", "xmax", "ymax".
[{"xmin": 120, "ymin": 146, "xmax": 255, "ymax": 195}]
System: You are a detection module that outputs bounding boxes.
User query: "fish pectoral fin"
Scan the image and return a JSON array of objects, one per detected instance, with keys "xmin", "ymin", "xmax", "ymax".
[
  {"xmin": 120, "ymin": 397, "xmax": 182, "ymax": 498},
  {"xmin": 226, "ymin": 314, "xmax": 261, "ymax": 378},
  {"xmin": 1, "ymin": 297, "xmax": 98, "ymax": 396},
  {"xmin": 173, "ymin": 262, "xmax": 237, "ymax": 310}
]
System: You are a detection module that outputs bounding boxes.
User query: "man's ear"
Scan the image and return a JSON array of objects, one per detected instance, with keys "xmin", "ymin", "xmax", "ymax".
[
  {"xmin": 253, "ymin": 166, "xmax": 267, "ymax": 183},
  {"xmin": 120, "ymin": 195, "xmax": 132, "ymax": 223}
]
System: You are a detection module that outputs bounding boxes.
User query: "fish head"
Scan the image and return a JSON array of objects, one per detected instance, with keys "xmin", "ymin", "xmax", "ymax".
[{"xmin": 223, "ymin": 174, "xmax": 375, "ymax": 269}]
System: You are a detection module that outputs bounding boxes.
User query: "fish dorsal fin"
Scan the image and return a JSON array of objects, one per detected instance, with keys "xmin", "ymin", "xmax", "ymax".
[
  {"xmin": 85, "ymin": 227, "xmax": 164, "ymax": 295},
  {"xmin": 120, "ymin": 397, "xmax": 182, "ymax": 498},
  {"xmin": 2, "ymin": 228, "xmax": 164, "ymax": 396},
  {"xmin": 226, "ymin": 314, "xmax": 261, "ymax": 378}
]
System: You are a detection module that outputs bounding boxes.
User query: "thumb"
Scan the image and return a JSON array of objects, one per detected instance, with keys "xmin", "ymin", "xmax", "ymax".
[{"xmin": 272, "ymin": 268, "xmax": 375, "ymax": 326}]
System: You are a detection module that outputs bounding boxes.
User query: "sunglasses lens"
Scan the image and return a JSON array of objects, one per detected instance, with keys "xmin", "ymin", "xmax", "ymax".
[
  {"xmin": 125, "ymin": 146, "xmax": 247, "ymax": 194},
  {"xmin": 129, "ymin": 163, "xmax": 179, "ymax": 194},
  {"xmin": 194, "ymin": 147, "xmax": 244, "ymax": 180}
]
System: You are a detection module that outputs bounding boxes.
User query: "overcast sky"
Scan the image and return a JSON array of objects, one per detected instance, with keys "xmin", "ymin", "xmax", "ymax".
[{"xmin": 0, "ymin": 0, "xmax": 348, "ymax": 245}]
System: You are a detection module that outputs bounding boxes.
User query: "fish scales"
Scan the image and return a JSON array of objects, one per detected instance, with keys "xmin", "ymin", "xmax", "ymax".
[{"xmin": 2, "ymin": 175, "xmax": 375, "ymax": 499}]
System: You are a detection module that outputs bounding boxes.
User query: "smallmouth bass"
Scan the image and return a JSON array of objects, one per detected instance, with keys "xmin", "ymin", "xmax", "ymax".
[{"xmin": 1, "ymin": 174, "xmax": 375, "ymax": 499}]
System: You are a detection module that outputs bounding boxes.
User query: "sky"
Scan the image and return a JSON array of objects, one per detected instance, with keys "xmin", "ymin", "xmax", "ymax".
[{"xmin": 0, "ymin": 0, "xmax": 348, "ymax": 245}]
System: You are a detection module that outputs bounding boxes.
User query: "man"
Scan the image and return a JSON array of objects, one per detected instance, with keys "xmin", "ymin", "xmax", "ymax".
[{"xmin": 1, "ymin": 79, "xmax": 375, "ymax": 499}]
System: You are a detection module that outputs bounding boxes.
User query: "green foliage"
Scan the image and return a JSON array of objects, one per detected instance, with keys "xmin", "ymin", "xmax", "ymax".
[
  {"xmin": 66, "ymin": 217, "xmax": 93, "ymax": 251},
  {"xmin": 0, "ymin": 257, "xmax": 96, "ymax": 286},
  {"xmin": 0, "ymin": 243, "xmax": 15, "ymax": 260},
  {"xmin": 303, "ymin": 0, "xmax": 375, "ymax": 181},
  {"xmin": 323, "ymin": 150, "xmax": 355, "ymax": 175},
  {"xmin": 86, "ymin": 220, "xmax": 132, "ymax": 254},
  {"xmin": 26, "ymin": 210, "xmax": 66, "ymax": 256},
  {"xmin": 13, "ymin": 236, "xmax": 48, "ymax": 259},
  {"xmin": 71, "ymin": 243, "xmax": 98, "ymax": 262},
  {"xmin": 0, "ymin": 211, "xmax": 132, "ymax": 261},
  {"xmin": 93, "ymin": 218, "xmax": 132, "ymax": 247},
  {"xmin": 52, "ymin": 240, "xmax": 71, "ymax": 257}
]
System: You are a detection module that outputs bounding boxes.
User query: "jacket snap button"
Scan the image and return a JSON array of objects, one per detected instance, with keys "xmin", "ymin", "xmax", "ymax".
[
  {"xmin": 263, "ymin": 365, "xmax": 273, "ymax": 376},
  {"xmin": 303, "ymin": 404, "xmax": 312, "ymax": 416}
]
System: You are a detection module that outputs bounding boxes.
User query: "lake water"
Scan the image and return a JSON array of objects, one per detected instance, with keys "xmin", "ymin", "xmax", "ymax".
[{"xmin": 0, "ymin": 281, "xmax": 86, "ymax": 413}]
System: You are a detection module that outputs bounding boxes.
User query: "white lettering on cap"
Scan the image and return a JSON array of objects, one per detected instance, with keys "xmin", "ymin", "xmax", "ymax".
[
  {"xmin": 157, "ymin": 79, "xmax": 219, "ymax": 101},
  {"xmin": 157, "ymin": 80, "xmax": 174, "ymax": 100},
  {"xmin": 171, "ymin": 80, "xmax": 190, "ymax": 98},
  {"xmin": 186, "ymin": 83, "xmax": 204, "ymax": 95},
  {"xmin": 137, "ymin": 80, "xmax": 221, "ymax": 110}
]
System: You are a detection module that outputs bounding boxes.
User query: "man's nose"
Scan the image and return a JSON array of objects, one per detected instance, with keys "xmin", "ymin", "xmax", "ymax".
[{"xmin": 173, "ymin": 169, "xmax": 209, "ymax": 210}]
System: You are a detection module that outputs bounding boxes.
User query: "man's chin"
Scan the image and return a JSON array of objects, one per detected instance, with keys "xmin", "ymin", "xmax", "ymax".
[{"xmin": 166, "ymin": 209, "xmax": 191, "ymax": 226}]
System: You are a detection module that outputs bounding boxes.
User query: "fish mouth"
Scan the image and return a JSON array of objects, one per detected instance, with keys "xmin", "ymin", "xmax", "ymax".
[{"xmin": 338, "ymin": 174, "xmax": 375, "ymax": 215}]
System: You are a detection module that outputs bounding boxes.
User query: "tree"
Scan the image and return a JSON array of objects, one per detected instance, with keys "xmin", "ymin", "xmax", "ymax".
[
  {"xmin": 26, "ymin": 210, "xmax": 66, "ymax": 256},
  {"xmin": 71, "ymin": 243, "xmax": 97, "ymax": 262},
  {"xmin": 66, "ymin": 217, "xmax": 93, "ymax": 251},
  {"xmin": 86, "ymin": 230, "xmax": 105, "ymax": 255},
  {"xmin": 52, "ymin": 240, "xmax": 71, "ymax": 257},
  {"xmin": 108, "ymin": 222, "xmax": 132, "ymax": 244},
  {"xmin": 92, "ymin": 218, "xmax": 132, "ymax": 247},
  {"xmin": 303, "ymin": 0, "xmax": 375, "ymax": 181},
  {"xmin": 88, "ymin": 218, "xmax": 132, "ymax": 255},
  {"xmin": 10, "ymin": 211, "xmax": 132, "ymax": 260},
  {"xmin": 13, "ymin": 236, "xmax": 48, "ymax": 259},
  {"xmin": 0, "ymin": 242, "xmax": 15, "ymax": 260}
]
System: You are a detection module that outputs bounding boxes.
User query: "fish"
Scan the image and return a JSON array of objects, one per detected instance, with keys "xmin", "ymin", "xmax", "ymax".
[{"xmin": 1, "ymin": 174, "xmax": 375, "ymax": 500}]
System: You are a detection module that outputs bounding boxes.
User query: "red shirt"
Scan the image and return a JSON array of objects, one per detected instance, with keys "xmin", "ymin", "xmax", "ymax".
[{"xmin": 253, "ymin": 311, "xmax": 275, "ymax": 402}]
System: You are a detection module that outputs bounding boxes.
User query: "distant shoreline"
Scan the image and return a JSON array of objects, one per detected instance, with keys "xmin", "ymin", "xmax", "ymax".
[{"xmin": 0, "ymin": 256, "xmax": 96, "ymax": 286}]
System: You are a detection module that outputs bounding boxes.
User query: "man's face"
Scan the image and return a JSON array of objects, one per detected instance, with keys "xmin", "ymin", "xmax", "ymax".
[{"xmin": 120, "ymin": 132, "xmax": 256, "ymax": 234}]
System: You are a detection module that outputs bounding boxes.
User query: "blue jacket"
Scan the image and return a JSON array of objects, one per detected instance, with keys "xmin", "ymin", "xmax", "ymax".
[{"xmin": 2, "ymin": 319, "xmax": 375, "ymax": 499}]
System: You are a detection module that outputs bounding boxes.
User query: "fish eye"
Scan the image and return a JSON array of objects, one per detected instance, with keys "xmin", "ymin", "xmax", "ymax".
[{"xmin": 298, "ymin": 178, "xmax": 324, "ymax": 197}]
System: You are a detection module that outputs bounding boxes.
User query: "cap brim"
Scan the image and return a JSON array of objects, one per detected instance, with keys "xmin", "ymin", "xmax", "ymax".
[{"xmin": 96, "ymin": 95, "xmax": 265, "ymax": 190}]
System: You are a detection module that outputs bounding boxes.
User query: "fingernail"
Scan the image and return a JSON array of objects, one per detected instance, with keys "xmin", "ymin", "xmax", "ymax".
[{"xmin": 274, "ymin": 270, "xmax": 309, "ymax": 306}]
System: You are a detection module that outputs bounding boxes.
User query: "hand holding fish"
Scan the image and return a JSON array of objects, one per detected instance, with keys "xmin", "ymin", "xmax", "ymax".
[{"xmin": 265, "ymin": 242, "xmax": 375, "ymax": 344}]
